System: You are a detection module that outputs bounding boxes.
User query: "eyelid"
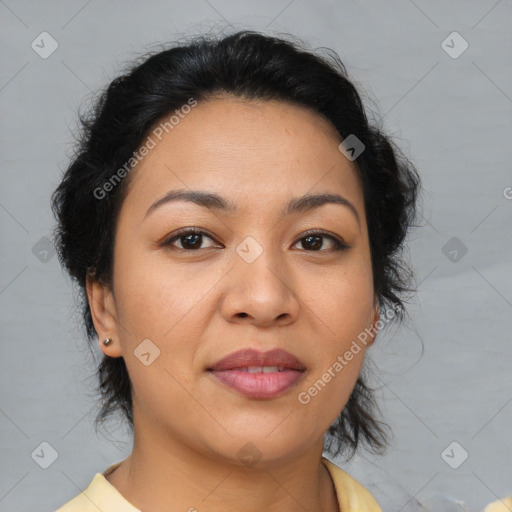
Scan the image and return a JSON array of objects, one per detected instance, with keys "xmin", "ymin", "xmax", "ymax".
[
  {"xmin": 160, "ymin": 227, "xmax": 218, "ymax": 247},
  {"xmin": 296, "ymin": 228, "xmax": 348, "ymax": 246}
]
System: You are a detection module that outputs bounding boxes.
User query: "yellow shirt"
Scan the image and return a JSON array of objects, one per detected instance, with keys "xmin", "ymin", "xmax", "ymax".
[{"xmin": 55, "ymin": 456, "xmax": 382, "ymax": 511}]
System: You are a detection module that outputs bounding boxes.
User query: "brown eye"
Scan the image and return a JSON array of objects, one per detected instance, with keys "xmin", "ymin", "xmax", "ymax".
[
  {"xmin": 161, "ymin": 228, "xmax": 348, "ymax": 253},
  {"xmin": 162, "ymin": 229, "xmax": 218, "ymax": 251},
  {"xmin": 293, "ymin": 230, "xmax": 349, "ymax": 252}
]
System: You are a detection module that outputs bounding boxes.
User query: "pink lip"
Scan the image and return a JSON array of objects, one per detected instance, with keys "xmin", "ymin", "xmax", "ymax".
[
  {"xmin": 207, "ymin": 348, "xmax": 306, "ymax": 399},
  {"xmin": 208, "ymin": 348, "xmax": 306, "ymax": 372}
]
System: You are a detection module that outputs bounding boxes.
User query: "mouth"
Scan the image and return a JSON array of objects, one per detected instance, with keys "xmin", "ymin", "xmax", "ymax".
[
  {"xmin": 222, "ymin": 365, "xmax": 297, "ymax": 373},
  {"xmin": 207, "ymin": 348, "xmax": 306, "ymax": 399}
]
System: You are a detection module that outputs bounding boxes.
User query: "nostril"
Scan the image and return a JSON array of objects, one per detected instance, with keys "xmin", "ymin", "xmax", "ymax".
[{"xmin": 237, "ymin": 313, "xmax": 248, "ymax": 318}]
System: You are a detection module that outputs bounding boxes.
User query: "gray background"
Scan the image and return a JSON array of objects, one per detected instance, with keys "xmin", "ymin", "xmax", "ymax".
[{"xmin": 1, "ymin": 1, "xmax": 511, "ymax": 511}]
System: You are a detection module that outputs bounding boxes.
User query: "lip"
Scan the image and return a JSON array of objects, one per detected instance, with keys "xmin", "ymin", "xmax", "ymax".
[
  {"xmin": 207, "ymin": 348, "xmax": 306, "ymax": 399},
  {"xmin": 208, "ymin": 348, "xmax": 306, "ymax": 372}
]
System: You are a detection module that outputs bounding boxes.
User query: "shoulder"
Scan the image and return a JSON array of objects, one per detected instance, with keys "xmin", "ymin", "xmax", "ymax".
[
  {"xmin": 322, "ymin": 456, "xmax": 382, "ymax": 512},
  {"xmin": 484, "ymin": 495, "xmax": 512, "ymax": 512},
  {"xmin": 55, "ymin": 474, "xmax": 105, "ymax": 512},
  {"xmin": 54, "ymin": 462, "xmax": 139, "ymax": 512}
]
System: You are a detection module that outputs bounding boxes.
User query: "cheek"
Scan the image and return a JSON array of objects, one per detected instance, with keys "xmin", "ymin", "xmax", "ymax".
[
  {"xmin": 297, "ymin": 259, "xmax": 373, "ymax": 407},
  {"xmin": 297, "ymin": 326, "xmax": 367, "ymax": 436},
  {"xmin": 303, "ymin": 258, "xmax": 375, "ymax": 338},
  {"xmin": 112, "ymin": 248, "xmax": 215, "ymax": 340}
]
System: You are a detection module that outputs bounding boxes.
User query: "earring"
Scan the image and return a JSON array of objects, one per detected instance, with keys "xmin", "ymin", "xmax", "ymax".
[{"xmin": 103, "ymin": 338, "xmax": 113, "ymax": 346}]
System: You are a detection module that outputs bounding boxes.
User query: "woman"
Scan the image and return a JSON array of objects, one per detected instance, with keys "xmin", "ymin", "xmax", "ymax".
[{"xmin": 53, "ymin": 30, "xmax": 420, "ymax": 511}]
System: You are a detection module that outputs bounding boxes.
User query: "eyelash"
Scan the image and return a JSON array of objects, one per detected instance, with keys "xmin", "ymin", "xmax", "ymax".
[{"xmin": 161, "ymin": 228, "xmax": 349, "ymax": 252}]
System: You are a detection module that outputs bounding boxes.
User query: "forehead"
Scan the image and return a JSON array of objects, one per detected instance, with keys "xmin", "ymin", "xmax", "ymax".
[{"xmin": 121, "ymin": 96, "xmax": 364, "ymax": 217}]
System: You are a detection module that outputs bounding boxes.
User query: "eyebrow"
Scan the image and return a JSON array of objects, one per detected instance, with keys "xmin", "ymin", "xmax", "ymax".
[{"xmin": 144, "ymin": 189, "xmax": 360, "ymax": 226}]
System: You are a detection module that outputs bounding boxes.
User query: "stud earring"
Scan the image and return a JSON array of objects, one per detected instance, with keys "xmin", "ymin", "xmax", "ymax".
[{"xmin": 103, "ymin": 338, "xmax": 113, "ymax": 346}]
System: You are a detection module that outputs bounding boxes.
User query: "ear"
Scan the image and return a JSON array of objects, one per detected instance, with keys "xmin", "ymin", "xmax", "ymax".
[
  {"xmin": 86, "ymin": 274, "xmax": 123, "ymax": 358},
  {"xmin": 366, "ymin": 302, "xmax": 381, "ymax": 347}
]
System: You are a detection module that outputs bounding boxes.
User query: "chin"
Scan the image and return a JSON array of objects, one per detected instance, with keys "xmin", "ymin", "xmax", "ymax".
[{"xmin": 205, "ymin": 428, "xmax": 318, "ymax": 468}]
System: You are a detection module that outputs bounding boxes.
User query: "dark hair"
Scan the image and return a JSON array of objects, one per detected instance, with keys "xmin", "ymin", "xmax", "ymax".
[{"xmin": 51, "ymin": 30, "xmax": 420, "ymax": 460}]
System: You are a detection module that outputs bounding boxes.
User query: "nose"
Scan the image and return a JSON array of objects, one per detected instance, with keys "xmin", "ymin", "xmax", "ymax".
[{"xmin": 220, "ymin": 245, "xmax": 300, "ymax": 328}]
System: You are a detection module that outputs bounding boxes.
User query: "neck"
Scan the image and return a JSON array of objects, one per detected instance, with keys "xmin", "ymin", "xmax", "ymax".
[{"xmin": 105, "ymin": 412, "xmax": 339, "ymax": 512}]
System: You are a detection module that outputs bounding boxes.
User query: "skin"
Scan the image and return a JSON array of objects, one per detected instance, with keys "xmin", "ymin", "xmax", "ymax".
[{"xmin": 87, "ymin": 95, "xmax": 380, "ymax": 512}]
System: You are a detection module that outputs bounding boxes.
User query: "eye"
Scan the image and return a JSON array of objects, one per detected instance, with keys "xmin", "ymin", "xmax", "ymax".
[
  {"xmin": 292, "ymin": 230, "xmax": 349, "ymax": 252},
  {"xmin": 161, "ymin": 228, "xmax": 219, "ymax": 251},
  {"xmin": 161, "ymin": 228, "xmax": 349, "ymax": 252}
]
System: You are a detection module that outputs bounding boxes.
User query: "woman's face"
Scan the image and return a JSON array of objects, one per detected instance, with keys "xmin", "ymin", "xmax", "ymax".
[{"xmin": 89, "ymin": 96, "xmax": 379, "ymax": 465}]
